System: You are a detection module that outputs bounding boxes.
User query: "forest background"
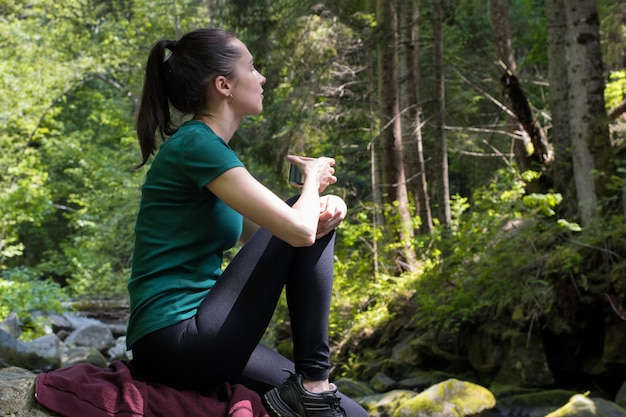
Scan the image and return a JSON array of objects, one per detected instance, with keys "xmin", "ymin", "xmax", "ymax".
[{"xmin": 1, "ymin": 0, "xmax": 626, "ymax": 390}]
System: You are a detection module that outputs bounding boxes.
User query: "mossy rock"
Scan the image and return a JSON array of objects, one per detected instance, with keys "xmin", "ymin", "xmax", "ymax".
[
  {"xmin": 335, "ymin": 377, "xmax": 376, "ymax": 398},
  {"xmin": 358, "ymin": 390, "xmax": 418, "ymax": 417},
  {"xmin": 494, "ymin": 388, "xmax": 580, "ymax": 417},
  {"xmin": 391, "ymin": 378, "xmax": 495, "ymax": 417},
  {"xmin": 545, "ymin": 394, "xmax": 626, "ymax": 417}
]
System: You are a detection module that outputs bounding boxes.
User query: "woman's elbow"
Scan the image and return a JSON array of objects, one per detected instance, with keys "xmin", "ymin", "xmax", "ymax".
[{"xmin": 286, "ymin": 226, "xmax": 317, "ymax": 247}]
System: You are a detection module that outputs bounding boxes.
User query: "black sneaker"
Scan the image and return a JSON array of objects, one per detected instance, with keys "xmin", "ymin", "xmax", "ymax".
[{"xmin": 264, "ymin": 370, "xmax": 346, "ymax": 417}]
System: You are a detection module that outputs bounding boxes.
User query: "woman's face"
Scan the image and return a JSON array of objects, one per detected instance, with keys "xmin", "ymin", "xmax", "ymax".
[{"xmin": 229, "ymin": 40, "xmax": 266, "ymax": 116}]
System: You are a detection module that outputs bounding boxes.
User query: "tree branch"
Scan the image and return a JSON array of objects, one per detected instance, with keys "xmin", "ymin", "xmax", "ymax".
[{"xmin": 609, "ymin": 98, "xmax": 626, "ymax": 120}]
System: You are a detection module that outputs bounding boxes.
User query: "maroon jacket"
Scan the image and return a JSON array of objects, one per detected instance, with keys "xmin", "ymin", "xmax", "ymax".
[{"xmin": 35, "ymin": 361, "xmax": 269, "ymax": 417}]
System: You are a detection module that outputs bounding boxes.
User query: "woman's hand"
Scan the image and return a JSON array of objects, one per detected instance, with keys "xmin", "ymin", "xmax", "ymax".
[
  {"xmin": 316, "ymin": 195, "xmax": 347, "ymax": 239},
  {"xmin": 287, "ymin": 155, "xmax": 337, "ymax": 193}
]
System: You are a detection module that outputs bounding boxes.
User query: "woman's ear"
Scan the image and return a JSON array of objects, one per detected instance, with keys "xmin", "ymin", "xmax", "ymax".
[{"xmin": 213, "ymin": 75, "xmax": 232, "ymax": 100}]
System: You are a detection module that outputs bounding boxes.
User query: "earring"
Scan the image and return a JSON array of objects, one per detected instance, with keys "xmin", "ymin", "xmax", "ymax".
[{"xmin": 227, "ymin": 94, "xmax": 234, "ymax": 104}]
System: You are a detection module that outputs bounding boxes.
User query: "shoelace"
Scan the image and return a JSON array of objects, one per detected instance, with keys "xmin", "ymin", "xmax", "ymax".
[{"xmin": 332, "ymin": 396, "xmax": 344, "ymax": 416}]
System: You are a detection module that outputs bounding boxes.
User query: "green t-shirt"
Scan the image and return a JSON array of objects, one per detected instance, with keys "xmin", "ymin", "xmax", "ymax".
[{"xmin": 126, "ymin": 120, "xmax": 244, "ymax": 348}]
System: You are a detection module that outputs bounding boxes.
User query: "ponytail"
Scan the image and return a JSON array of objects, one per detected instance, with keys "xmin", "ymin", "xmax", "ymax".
[{"xmin": 135, "ymin": 40, "xmax": 174, "ymax": 168}]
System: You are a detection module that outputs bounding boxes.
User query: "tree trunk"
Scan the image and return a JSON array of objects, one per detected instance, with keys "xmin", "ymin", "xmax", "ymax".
[
  {"xmin": 376, "ymin": 0, "xmax": 417, "ymax": 271},
  {"xmin": 368, "ymin": 48, "xmax": 383, "ymax": 275},
  {"xmin": 431, "ymin": 0, "xmax": 451, "ymax": 227},
  {"xmin": 546, "ymin": 0, "xmax": 576, "ymax": 217},
  {"xmin": 401, "ymin": 0, "xmax": 433, "ymax": 235},
  {"xmin": 563, "ymin": 0, "xmax": 614, "ymax": 226}
]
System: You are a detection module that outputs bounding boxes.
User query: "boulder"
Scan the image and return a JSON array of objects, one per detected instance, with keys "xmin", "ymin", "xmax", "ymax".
[
  {"xmin": 64, "ymin": 323, "xmax": 115, "ymax": 352},
  {"xmin": 359, "ymin": 389, "xmax": 418, "ymax": 417},
  {"xmin": 61, "ymin": 346, "xmax": 109, "ymax": 368},
  {"xmin": 0, "ymin": 368, "xmax": 59, "ymax": 416},
  {"xmin": 494, "ymin": 389, "xmax": 579, "ymax": 417},
  {"xmin": 335, "ymin": 377, "xmax": 376, "ymax": 398},
  {"xmin": 27, "ymin": 334, "xmax": 62, "ymax": 369},
  {"xmin": 494, "ymin": 330, "xmax": 554, "ymax": 387},
  {"xmin": 391, "ymin": 378, "xmax": 496, "ymax": 417},
  {"xmin": 1, "ymin": 312, "xmax": 22, "ymax": 338},
  {"xmin": 0, "ymin": 329, "xmax": 57, "ymax": 372},
  {"xmin": 370, "ymin": 372, "xmax": 397, "ymax": 392},
  {"xmin": 545, "ymin": 394, "xmax": 626, "ymax": 417}
]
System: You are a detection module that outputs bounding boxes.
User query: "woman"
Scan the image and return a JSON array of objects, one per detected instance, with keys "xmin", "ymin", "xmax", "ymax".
[{"xmin": 127, "ymin": 28, "xmax": 368, "ymax": 417}]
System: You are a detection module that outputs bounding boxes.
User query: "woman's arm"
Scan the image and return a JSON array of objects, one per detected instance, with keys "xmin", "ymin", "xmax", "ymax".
[
  {"xmin": 207, "ymin": 157, "xmax": 337, "ymax": 247},
  {"xmin": 240, "ymin": 217, "xmax": 260, "ymax": 244}
]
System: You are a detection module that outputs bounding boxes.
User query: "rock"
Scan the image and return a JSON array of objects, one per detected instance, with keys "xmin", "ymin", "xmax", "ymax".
[
  {"xmin": 545, "ymin": 394, "xmax": 626, "ymax": 417},
  {"xmin": 0, "ymin": 329, "xmax": 57, "ymax": 372},
  {"xmin": 601, "ymin": 322, "xmax": 626, "ymax": 368},
  {"xmin": 61, "ymin": 346, "xmax": 109, "ymax": 368},
  {"xmin": 335, "ymin": 377, "xmax": 376, "ymax": 398},
  {"xmin": 391, "ymin": 334, "xmax": 422, "ymax": 366},
  {"xmin": 391, "ymin": 378, "xmax": 496, "ymax": 417},
  {"xmin": 358, "ymin": 389, "xmax": 417, "ymax": 417},
  {"xmin": 413, "ymin": 329, "xmax": 464, "ymax": 362},
  {"xmin": 107, "ymin": 336, "xmax": 131, "ymax": 361},
  {"xmin": 370, "ymin": 372, "xmax": 397, "ymax": 392},
  {"xmin": 465, "ymin": 326, "xmax": 504, "ymax": 373},
  {"xmin": 616, "ymin": 381, "xmax": 626, "ymax": 409},
  {"xmin": 107, "ymin": 323, "xmax": 128, "ymax": 338},
  {"xmin": 494, "ymin": 330, "xmax": 555, "ymax": 387},
  {"xmin": 396, "ymin": 372, "xmax": 432, "ymax": 391},
  {"xmin": 64, "ymin": 323, "xmax": 115, "ymax": 352},
  {"xmin": 494, "ymin": 389, "xmax": 579, "ymax": 417},
  {"xmin": 1, "ymin": 312, "xmax": 22, "ymax": 338},
  {"xmin": 62, "ymin": 312, "xmax": 103, "ymax": 329},
  {"xmin": 25, "ymin": 334, "xmax": 62, "ymax": 370},
  {"xmin": 46, "ymin": 313, "xmax": 73, "ymax": 334},
  {"xmin": 0, "ymin": 368, "xmax": 60, "ymax": 416}
]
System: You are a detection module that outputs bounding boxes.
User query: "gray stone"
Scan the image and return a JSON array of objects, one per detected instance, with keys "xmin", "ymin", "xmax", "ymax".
[
  {"xmin": 25, "ymin": 335, "xmax": 62, "ymax": 370},
  {"xmin": 397, "ymin": 372, "xmax": 432, "ymax": 390},
  {"xmin": 45, "ymin": 313, "xmax": 73, "ymax": 334},
  {"xmin": 1, "ymin": 312, "xmax": 22, "ymax": 338},
  {"xmin": 0, "ymin": 369, "xmax": 60, "ymax": 416},
  {"xmin": 106, "ymin": 336, "xmax": 131, "ymax": 361},
  {"xmin": 62, "ymin": 312, "xmax": 102, "ymax": 330},
  {"xmin": 61, "ymin": 346, "xmax": 109, "ymax": 368},
  {"xmin": 64, "ymin": 324, "xmax": 115, "ymax": 352},
  {"xmin": 370, "ymin": 372, "xmax": 396, "ymax": 392},
  {"xmin": 0, "ymin": 329, "xmax": 56, "ymax": 372}
]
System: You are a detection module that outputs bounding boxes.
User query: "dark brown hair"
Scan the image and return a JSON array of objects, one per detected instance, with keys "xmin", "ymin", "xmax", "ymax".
[{"xmin": 135, "ymin": 28, "xmax": 240, "ymax": 167}]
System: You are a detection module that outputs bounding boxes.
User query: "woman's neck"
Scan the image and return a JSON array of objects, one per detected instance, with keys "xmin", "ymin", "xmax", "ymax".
[{"xmin": 194, "ymin": 112, "xmax": 240, "ymax": 143}]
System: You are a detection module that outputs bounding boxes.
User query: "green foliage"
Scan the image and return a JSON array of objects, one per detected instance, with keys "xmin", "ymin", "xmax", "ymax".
[
  {"xmin": 605, "ymin": 70, "xmax": 626, "ymax": 110},
  {"xmin": 0, "ymin": 267, "xmax": 69, "ymax": 340},
  {"xmin": 412, "ymin": 169, "xmax": 574, "ymax": 333}
]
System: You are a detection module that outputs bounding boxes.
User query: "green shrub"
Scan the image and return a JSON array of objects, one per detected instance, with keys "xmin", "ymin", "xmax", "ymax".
[{"xmin": 0, "ymin": 267, "xmax": 69, "ymax": 340}]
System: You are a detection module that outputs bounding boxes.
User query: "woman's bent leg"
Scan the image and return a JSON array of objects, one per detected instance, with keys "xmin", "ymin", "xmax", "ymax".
[{"xmin": 131, "ymin": 226, "xmax": 338, "ymax": 389}]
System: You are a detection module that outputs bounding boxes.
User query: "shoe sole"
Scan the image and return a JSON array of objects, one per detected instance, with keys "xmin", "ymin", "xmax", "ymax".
[{"xmin": 264, "ymin": 389, "xmax": 302, "ymax": 417}]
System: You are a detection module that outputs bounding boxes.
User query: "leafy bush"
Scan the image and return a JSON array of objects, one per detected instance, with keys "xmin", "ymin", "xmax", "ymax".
[
  {"xmin": 0, "ymin": 267, "xmax": 69, "ymax": 340},
  {"xmin": 412, "ymin": 169, "xmax": 574, "ymax": 333}
]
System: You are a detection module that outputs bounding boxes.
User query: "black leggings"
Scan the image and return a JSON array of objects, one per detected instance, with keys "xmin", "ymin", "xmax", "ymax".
[{"xmin": 131, "ymin": 219, "xmax": 368, "ymax": 417}]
